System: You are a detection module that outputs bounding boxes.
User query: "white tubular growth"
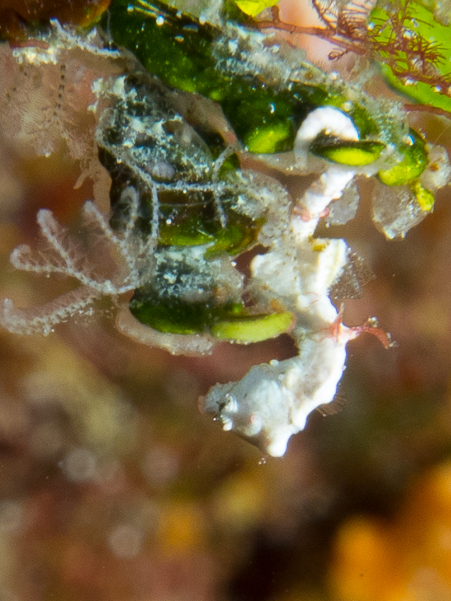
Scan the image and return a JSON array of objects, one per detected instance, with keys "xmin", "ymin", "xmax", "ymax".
[
  {"xmin": 200, "ymin": 108, "xmax": 363, "ymax": 456},
  {"xmin": 295, "ymin": 106, "xmax": 359, "ymax": 146},
  {"xmin": 294, "ymin": 106, "xmax": 359, "ymax": 226}
]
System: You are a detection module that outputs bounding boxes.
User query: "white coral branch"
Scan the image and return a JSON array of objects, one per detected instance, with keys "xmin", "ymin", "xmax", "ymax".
[
  {"xmin": 10, "ymin": 211, "xmax": 114, "ymax": 292},
  {"xmin": 0, "ymin": 287, "xmax": 99, "ymax": 336},
  {"xmin": 82, "ymin": 198, "xmax": 138, "ymax": 286},
  {"xmin": 1, "ymin": 198, "xmax": 150, "ymax": 335}
]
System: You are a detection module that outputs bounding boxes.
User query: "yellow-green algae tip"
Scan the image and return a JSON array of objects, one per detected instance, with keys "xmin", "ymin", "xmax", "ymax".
[
  {"xmin": 378, "ymin": 131, "xmax": 428, "ymax": 186},
  {"xmin": 412, "ymin": 181, "xmax": 435, "ymax": 212},
  {"xmin": 310, "ymin": 140, "xmax": 385, "ymax": 166},
  {"xmin": 211, "ymin": 311, "xmax": 294, "ymax": 342},
  {"xmin": 245, "ymin": 123, "xmax": 293, "ymax": 154},
  {"xmin": 234, "ymin": 0, "xmax": 280, "ymax": 17}
]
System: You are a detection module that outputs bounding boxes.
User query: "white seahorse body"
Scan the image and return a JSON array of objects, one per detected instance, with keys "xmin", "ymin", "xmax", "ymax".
[
  {"xmin": 200, "ymin": 108, "xmax": 360, "ymax": 456},
  {"xmin": 201, "ymin": 331, "xmax": 350, "ymax": 457}
]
